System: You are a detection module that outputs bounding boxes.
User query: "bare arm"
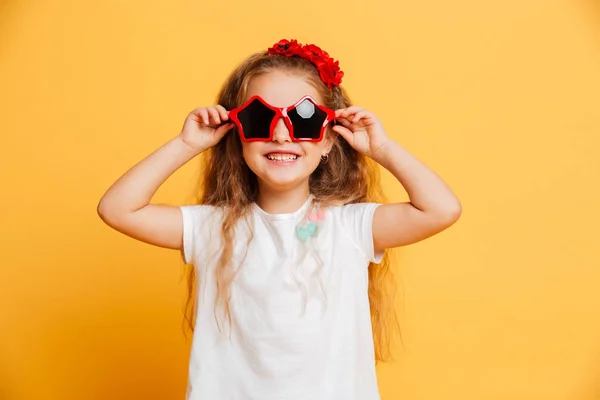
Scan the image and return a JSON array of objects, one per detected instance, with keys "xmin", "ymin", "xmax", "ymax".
[
  {"xmin": 97, "ymin": 136, "xmax": 199, "ymax": 249},
  {"xmin": 371, "ymin": 140, "xmax": 462, "ymax": 251},
  {"xmin": 97, "ymin": 105, "xmax": 234, "ymax": 250},
  {"xmin": 334, "ymin": 106, "xmax": 461, "ymax": 253}
]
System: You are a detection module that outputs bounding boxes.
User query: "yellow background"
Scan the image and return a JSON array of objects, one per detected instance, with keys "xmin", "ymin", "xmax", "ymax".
[{"xmin": 1, "ymin": 0, "xmax": 599, "ymax": 399}]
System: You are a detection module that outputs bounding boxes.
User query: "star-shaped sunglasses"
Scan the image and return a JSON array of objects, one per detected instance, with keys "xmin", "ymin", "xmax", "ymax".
[{"xmin": 228, "ymin": 95, "xmax": 336, "ymax": 142}]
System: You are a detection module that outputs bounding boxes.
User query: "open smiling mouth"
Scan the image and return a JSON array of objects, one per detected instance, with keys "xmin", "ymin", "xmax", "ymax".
[{"xmin": 265, "ymin": 153, "xmax": 299, "ymax": 162}]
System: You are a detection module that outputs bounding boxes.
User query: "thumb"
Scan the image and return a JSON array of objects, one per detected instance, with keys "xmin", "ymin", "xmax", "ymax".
[
  {"xmin": 214, "ymin": 122, "xmax": 235, "ymax": 137},
  {"xmin": 332, "ymin": 124, "xmax": 354, "ymax": 145}
]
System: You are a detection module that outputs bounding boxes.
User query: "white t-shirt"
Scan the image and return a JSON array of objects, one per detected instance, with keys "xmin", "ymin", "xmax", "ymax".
[{"xmin": 180, "ymin": 196, "xmax": 383, "ymax": 400}]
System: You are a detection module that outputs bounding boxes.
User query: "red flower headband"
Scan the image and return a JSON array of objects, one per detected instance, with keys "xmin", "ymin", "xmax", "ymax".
[{"xmin": 267, "ymin": 39, "xmax": 344, "ymax": 89}]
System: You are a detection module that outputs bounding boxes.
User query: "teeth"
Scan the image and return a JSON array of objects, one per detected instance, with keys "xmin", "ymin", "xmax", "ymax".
[{"xmin": 267, "ymin": 154, "xmax": 298, "ymax": 161}]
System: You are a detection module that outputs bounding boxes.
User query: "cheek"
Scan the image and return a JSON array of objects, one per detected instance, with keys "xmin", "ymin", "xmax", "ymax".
[
  {"xmin": 300, "ymin": 141, "xmax": 328, "ymax": 159},
  {"xmin": 241, "ymin": 142, "xmax": 263, "ymax": 161}
]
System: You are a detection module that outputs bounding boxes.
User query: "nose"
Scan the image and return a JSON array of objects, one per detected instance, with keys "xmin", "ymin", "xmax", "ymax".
[{"xmin": 272, "ymin": 116, "xmax": 291, "ymax": 143}]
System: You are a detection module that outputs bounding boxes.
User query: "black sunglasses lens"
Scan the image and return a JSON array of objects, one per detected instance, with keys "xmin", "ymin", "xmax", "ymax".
[
  {"xmin": 237, "ymin": 99, "xmax": 276, "ymax": 140},
  {"xmin": 287, "ymin": 99, "xmax": 327, "ymax": 140}
]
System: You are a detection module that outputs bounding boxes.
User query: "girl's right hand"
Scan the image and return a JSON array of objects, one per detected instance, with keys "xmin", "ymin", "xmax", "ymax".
[{"xmin": 179, "ymin": 105, "xmax": 235, "ymax": 153}]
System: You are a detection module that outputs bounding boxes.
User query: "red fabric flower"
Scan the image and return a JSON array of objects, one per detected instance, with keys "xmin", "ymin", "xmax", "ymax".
[
  {"xmin": 316, "ymin": 58, "xmax": 344, "ymax": 89},
  {"xmin": 266, "ymin": 39, "xmax": 344, "ymax": 88},
  {"xmin": 267, "ymin": 39, "xmax": 302, "ymax": 57},
  {"xmin": 302, "ymin": 44, "xmax": 343, "ymax": 88},
  {"xmin": 301, "ymin": 44, "xmax": 329, "ymax": 64}
]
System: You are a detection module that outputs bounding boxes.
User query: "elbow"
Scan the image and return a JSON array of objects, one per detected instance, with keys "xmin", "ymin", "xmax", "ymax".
[
  {"xmin": 96, "ymin": 197, "xmax": 112, "ymax": 224},
  {"xmin": 431, "ymin": 198, "xmax": 462, "ymax": 229},
  {"xmin": 97, "ymin": 196, "xmax": 142, "ymax": 231},
  {"xmin": 97, "ymin": 196, "xmax": 121, "ymax": 227},
  {"xmin": 441, "ymin": 199, "xmax": 462, "ymax": 226}
]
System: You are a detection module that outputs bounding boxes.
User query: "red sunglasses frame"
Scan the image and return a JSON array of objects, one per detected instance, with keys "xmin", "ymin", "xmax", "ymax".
[{"xmin": 228, "ymin": 95, "xmax": 336, "ymax": 142}]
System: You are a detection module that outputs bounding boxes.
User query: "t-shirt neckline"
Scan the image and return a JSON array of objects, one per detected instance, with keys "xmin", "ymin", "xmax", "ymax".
[{"xmin": 251, "ymin": 195, "xmax": 314, "ymax": 221}]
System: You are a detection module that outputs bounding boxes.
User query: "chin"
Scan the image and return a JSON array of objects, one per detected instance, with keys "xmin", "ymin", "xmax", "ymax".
[
  {"xmin": 256, "ymin": 170, "xmax": 307, "ymax": 191},
  {"xmin": 249, "ymin": 157, "xmax": 318, "ymax": 190}
]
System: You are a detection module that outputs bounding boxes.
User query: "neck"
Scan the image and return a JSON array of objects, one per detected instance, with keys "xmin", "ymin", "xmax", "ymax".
[{"xmin": 255, "ymin": 181, "xmax": 311, "ymax": 214}]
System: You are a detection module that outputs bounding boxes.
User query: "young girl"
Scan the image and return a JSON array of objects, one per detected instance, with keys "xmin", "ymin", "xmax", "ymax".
[{"xmin": 98, "ymin": 39, "xmax": 461, "ymax": 400}]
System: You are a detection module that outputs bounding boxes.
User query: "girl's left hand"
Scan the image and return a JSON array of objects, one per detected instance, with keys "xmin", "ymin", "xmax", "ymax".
[{"xmin": 333, "ymin": 107, "xmax": 391, "ymax": 160}]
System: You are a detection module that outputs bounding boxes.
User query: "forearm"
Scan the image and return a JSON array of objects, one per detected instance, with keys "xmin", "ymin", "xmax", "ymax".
[
  {"xmin": 98, "ymin": 136, "xmax": 200, "ymax": 216},
  {"xmin": 374, "ymin": 140, "xmax": 461, "ymax": 216}
]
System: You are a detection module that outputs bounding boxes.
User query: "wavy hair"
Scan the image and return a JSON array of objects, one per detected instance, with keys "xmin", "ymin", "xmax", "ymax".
[{"xmin": 183, "ymin": 51, "xmax": 399, "ymax": 362}]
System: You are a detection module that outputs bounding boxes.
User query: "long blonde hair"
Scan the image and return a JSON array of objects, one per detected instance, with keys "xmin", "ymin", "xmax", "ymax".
[{"xmin": 184, "ymin": 51, "xmax": 399, "ymax": 362}]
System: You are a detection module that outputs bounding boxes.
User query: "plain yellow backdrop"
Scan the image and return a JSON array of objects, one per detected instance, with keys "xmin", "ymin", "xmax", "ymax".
[{"xmin": 1, "ymin": 0, "xmax": 599, "ymax": 399}]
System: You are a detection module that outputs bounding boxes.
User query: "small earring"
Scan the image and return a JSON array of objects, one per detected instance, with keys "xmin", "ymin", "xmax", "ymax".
[{"xmin": 320, "ymin": 154, "xmax": 329, "ymax": 164}]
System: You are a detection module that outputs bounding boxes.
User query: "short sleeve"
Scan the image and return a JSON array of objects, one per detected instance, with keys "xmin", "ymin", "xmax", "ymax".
[
  {"xmin": 338, "ymin": 203, "xmax": 383, "ymax": 264},
  {"xmin": 179, "ymin": 205, "xmax": 222, "ymax": 265}
]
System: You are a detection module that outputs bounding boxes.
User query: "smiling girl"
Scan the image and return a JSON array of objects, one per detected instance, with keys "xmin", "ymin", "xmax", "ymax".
[{"xmin": 97, "ymin": 39, "xmax": 461, "ymax": 400}]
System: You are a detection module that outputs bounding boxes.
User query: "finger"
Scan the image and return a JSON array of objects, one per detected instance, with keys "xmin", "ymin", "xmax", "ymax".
[
  {"xmin": 335, "ymin": 108, "xmax": 346, "ymax": 118},
  {"xmin": 207, "ymin": 107, "xmax": 221, "ymax": 125},
  {"xmin": 332, "ymin": 124, "xmax": 354, "ymax": 144},
  {"xmin": 335, "ymin": 117, "xmax": 353, "ymax": 128},
  {"xmin": 214, "ymin": 122, "xmax": 235, "ymax": 137},
  {"xmin": 352, "ymin": 110, "xmax": 372, "ymax": 123},
  {"xmin": 215, "ymin": 105, "xmax": 229, "ymax": 121},
  {"xmin": 339, "ymin": 106, "xmax": 364, "ymax": 118},
  {"xmin": 194, "ymin": 108, "xmax": 210, "ymax": 125}
]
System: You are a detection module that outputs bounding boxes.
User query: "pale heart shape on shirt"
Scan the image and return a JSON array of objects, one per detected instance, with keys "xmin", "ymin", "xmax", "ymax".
[{"xmin": 307, "ymin": 208, "xmax": 326, "ymax": 222}]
